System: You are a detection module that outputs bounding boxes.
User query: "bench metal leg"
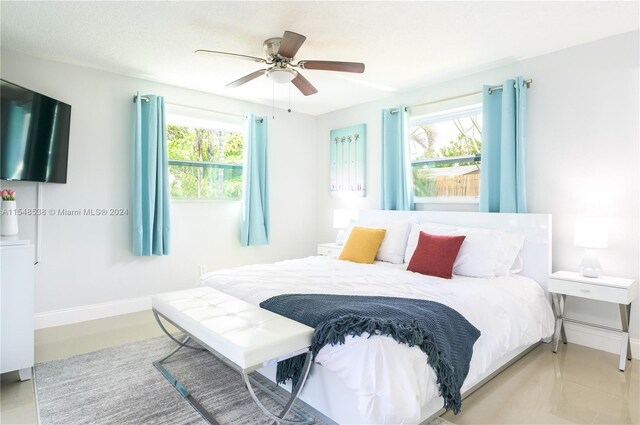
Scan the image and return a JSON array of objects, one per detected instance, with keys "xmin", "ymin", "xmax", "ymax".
[
  {"xmin": 242, "ymin": 352, "xmax": 314, "ymax": 425},
  {"xmin": 153, "ymin": 335, "xmax": 220, "ymax": 425},
  {"xmin": 153, "ymin": 310, "xmax": 314, "ymax": 425},
  {"xmin": 153, "ymin": 311, "xmax": 206, "ymax": 351},
  {"xmin": 154, "ymin": 348, "xmax": 314, "ymax": 425},
  {"xmin": 153, "ymin": 313, "xmax": 219, "ymax": 424}
]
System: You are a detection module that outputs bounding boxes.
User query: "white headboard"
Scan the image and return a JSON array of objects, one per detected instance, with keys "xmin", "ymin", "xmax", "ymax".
[{"xmin": 358, "ymin": 210, "xmax": 552, "ymax": 293}]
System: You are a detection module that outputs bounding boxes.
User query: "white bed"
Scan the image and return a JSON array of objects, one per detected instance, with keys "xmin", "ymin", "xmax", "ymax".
[{"xmin": 199, "ymin": 211, "xmax": 555, "ymax": 424}]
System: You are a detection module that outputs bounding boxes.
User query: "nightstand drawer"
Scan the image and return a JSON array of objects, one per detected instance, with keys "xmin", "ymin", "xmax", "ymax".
[
  {"xmin": 317, "ymin": 244, "xmax": 341, "ymax": 258},
  {"xmin": 549, "ymin": 278, "xmax": 630, "ymax": 303}
]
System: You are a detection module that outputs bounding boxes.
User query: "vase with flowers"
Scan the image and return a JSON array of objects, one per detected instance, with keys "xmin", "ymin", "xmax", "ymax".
[{"xmin": 1, "ymin": 189, "xmax": 18, "ymax": 236}]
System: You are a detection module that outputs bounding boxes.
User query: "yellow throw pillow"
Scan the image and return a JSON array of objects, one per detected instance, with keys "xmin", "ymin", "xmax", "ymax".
[{"xmin": 338, "ymin": 226, "xmax": 387, "ymax": 264}]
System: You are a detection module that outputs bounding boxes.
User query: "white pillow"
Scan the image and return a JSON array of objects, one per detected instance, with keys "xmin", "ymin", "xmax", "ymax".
[
  {"xmin": 495, "ymin": 231, "xmax": 526, "ymax": 275},
  {"xmin": 344, "ymin": 218, "xmax": 416, "ymax": 264},
  {"xmin": 404, "ymin": 222, "xmax": 525, "ymax": 278},
  {"xmin": 510, "ymin": 253, "xmax": 524, "ymax": 274}
]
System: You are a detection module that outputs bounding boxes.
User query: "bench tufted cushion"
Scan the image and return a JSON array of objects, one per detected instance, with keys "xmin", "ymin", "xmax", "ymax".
[{"xmin": 152, "ymin": 287, "xmax": 314, "ymax": 370}]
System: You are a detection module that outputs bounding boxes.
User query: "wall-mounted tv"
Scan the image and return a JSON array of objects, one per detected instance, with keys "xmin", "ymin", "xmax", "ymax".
[{"xmin": 1, "ymin": 79, "xmax": 71, "ymax": 183}]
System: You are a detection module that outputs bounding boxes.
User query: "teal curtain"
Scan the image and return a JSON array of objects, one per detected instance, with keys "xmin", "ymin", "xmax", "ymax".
[
  {"xmin": 132, "ymin": 94, "xmax": 170, "ymax": 256},
  {"xmin": 479, "ymin": 77, "xmax": 528, "ymax": 213},
  {"xmin": 381, "ymin": 106, "xmax": 414, "ymax": 210},
  {"xmin": 240, "ymin": 114, "xmax": 269, "ymax": 246}
]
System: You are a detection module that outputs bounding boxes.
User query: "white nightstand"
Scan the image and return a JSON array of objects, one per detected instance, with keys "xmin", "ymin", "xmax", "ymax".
[
  {"xmin": 317, "ymin": 243, "xmax": 342, "ymax": 259},
  {"xmin": 548, "ymin": 271, "xmax": 638, "ymax": 371}
]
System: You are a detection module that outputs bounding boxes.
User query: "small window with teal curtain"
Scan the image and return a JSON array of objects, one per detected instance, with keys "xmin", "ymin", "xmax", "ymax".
[
  {"xmin": 410, "ymin": 105, "xmax": 482, "ymax": 202},
  {"xmin": 166, "ymin": 114, "xmax": 243, "ymax": 200}
]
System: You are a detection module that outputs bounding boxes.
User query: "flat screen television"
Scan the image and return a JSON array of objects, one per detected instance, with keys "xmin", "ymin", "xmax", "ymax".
[{"xmin": 1, "ymin": 79, "xmax": 71, "ymax": 183}]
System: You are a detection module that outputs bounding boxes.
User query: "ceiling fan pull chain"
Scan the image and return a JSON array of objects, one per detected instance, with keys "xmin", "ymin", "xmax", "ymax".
[
  {"xmin": 272, "ymin": 80, "xmax": 275, "ymax": 120},
  {"xmin": 288, "ymin": 81, "xmax": 292, "ymax": 113}
]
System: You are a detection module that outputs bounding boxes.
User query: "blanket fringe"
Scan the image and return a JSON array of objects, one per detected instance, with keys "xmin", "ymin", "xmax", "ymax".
[{"xmin": 276, "ymin": 315, "xmax": 463, "ymax": 413}]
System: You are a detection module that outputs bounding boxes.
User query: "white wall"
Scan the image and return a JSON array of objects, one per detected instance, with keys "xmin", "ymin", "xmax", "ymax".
[
  {"xmin": 1, "ymin": 49, "xmax": 318, "ymax": 320},
  {"xmin": 2, "ymin": 30, "xmax": 638, "ymax": 357},
  {"xmin": 315, "ymin": 32, "xmax": 640, "ymax": 347}
]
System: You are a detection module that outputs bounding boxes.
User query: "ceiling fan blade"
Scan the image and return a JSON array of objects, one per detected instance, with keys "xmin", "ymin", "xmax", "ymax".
[
  {"xmin": 298, "ymin": 60, "xmax": 365, "ymax": 73},
  {"xmin": 278, "ymin": 31, "xmax": 307, "ymax": 58},
  {"xmin": 195, "ymin": 49, "xmax": 267, "ymax": 64},
  {"xmin": 291, "ymin": 72, "xmax": 318, "ymax": 96},
  {"xmin": 226, "ymin": 69, "xmax": 267, "ymax": 88}
]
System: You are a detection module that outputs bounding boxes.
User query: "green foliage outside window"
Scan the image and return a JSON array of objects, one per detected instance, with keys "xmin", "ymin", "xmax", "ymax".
[
  {"xmin": 410, "ymin": 114, "xmax": 482, "ymax": 198},
  {"xmin": 167, "ymin": 124, "xmax": 243, "ymax": 200},
  {"xmin": 438, "ymin": 132, "xmax": 481, "ymax": 163}
]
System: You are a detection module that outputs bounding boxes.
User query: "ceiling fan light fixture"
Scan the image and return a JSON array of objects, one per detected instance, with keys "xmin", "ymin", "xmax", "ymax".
[
  {"xmin": 267, "ymin": 68, "xmax": 298, "ymax": 84},
  {"xmin": 199, "ymin": 30, "xmax": 364, "ymax": 96}
]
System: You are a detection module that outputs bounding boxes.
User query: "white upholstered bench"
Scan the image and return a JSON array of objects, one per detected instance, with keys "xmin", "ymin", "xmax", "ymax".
[{"xmin": 152, "ymin": 287, "xmax": 315, "ymax": 425}]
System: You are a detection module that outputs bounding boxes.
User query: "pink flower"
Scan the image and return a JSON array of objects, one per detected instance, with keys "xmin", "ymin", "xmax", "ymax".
[{"xmin": 1, "ymin": 189, "xmax": 16, "ymax": 201}]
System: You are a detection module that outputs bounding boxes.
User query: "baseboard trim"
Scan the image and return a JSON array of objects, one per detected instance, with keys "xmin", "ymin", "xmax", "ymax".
[
  {"xmin": 564, "ymin": 322, "xmax": 640, "ymax": 360},
  {"xmin": 34, "ymin": 296, "xmax": 151, "ymax": 329}
]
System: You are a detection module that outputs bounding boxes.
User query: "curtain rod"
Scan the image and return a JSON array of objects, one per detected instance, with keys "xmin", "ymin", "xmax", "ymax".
[
  {"xmin": 132, "ymin": 95, "xmax": 263, "ymax": 122},
  {"xmin": 390, "ymin": 79, "xmax": 532, "ymax": 114}
]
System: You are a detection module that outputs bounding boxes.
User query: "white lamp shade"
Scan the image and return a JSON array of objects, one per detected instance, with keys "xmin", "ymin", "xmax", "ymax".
[
  {"xmin": 266, "ymin": 68, "xmax": 297, "ymax": 84},
  {"xmin": 574, "ymin": 217, "xmax": 608, "ymax": 249},
  {"xmin": 333, "ymin": 209, "xmax": 357, "ymax": 229}
]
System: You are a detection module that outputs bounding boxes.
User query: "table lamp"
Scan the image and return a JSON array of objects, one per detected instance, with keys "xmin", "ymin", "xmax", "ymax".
[{"xmin": 574, "ymin": 216, "xmax": 608, "ymax": 278}]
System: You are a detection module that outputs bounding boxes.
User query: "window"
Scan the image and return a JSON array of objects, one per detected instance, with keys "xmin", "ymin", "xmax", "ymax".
[
  {"xmin": 410, "ymin": 106, "xmax": 482, "ymax": 202},
  {"xmin": 167, "ymin": 115, "xmax": 243, "ymax": 200}
]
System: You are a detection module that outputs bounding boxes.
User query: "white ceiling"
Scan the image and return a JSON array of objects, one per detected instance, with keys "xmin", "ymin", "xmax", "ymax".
[{"xmin": 1, "ymin": 1, "xmax": 638, "ymax": 115}]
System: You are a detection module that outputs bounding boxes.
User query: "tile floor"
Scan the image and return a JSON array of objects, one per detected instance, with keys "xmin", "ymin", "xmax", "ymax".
[
  {"xmin": 442, "ymin": 341, "xmax": 639, "ymax": 424},
  {"xmin": 1, "ymin": 310, "xmax": 638, "ymax": 425}
]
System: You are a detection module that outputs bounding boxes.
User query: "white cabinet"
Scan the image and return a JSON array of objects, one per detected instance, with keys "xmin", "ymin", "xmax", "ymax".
[{"xmin": 1, "ymin": 240, "xmax": 35, "ymax": 380}]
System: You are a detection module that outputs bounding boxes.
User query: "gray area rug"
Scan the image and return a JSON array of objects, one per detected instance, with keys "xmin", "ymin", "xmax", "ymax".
[
  {"xmin": 35, "ymin": 336, "xmax": 329, "ymax": 425},
  {"xmin": 35, "ymin": 336, "xmax": 455, "ymax": 425}
]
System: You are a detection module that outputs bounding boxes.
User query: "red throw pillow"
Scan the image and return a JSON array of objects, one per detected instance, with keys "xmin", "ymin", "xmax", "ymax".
[{"xmin": 407, "ymin": 231, "xmax": 466, "ymax": 279}]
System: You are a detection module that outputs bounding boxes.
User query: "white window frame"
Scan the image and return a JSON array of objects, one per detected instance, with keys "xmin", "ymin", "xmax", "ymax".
[
  {"xmin": 166, "ymin": 113, "xmax": 244, "ymax": 203},
  {"xmin": 410, "ymin": 104, "xmax": 482, "ymax": 205}
]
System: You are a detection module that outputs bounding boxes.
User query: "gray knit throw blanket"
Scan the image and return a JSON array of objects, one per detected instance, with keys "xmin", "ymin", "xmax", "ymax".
[{"xmin": 259, "ymin": 294, "xmax": 481, "ymax": 414}]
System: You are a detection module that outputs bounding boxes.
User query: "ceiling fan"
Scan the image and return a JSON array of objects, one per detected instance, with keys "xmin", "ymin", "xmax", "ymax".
[{"xmin": 195, "ymin": 30, "xmax": 365, "ymax": 96}]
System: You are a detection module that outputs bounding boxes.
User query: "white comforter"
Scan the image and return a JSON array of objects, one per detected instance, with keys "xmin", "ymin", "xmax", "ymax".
[{"xmin": 199, "ymin": 256, "xmax": 555, "ymax": 423}]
